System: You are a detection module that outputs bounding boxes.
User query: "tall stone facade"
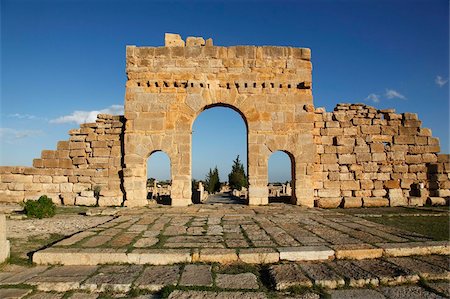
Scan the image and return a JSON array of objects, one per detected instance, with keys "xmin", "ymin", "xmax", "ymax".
[
  {"xmin": 123, "ymin": 33, "xmax": 315, "ymax": 207},
  {"xmin": 0, "ymin": 33, "xmax": 448, "ymax": 207}
]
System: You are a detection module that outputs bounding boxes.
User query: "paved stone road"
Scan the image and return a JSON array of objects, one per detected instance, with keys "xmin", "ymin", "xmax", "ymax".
[
  {"xmin": 1, "ymin": 203, "xmax": 449, "ymax": 298},
  {"xmin": 0, "ymin": 255, "xmax": 449, "ymax": 298},
  {"xmin": 33, "ymin": 204, "xmax": 448, "ymax": 265}
]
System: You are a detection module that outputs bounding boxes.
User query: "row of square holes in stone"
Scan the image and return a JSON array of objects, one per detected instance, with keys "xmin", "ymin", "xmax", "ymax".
[{"xmin": 136, "ymin": 81, "xmax": 310, "ymax": 89}]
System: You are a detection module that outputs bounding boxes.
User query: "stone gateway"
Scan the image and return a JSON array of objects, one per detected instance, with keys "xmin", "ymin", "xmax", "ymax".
[{"xmin": 0, "ymin": 33, "xmax": 448, "ymax": 208}]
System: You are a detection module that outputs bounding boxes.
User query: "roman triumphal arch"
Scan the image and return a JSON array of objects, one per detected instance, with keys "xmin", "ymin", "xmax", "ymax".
[{"xmin": 123, "ymin": 34, "xmax": 316, "ymax": 207}]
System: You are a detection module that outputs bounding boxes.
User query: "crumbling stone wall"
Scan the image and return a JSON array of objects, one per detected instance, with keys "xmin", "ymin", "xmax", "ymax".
[
  {"xmin": 0, "ymin": 114, "xmax": 124, "ymax": 206},
  {"xmin": 312, "ymin": 103, "xmax": 448, "ymax": 208}
]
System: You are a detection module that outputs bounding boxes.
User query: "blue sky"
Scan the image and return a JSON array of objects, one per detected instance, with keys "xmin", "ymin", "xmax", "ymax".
[{"xmin": 1, "ymin": 0, "xmax": 448, "ymax": 183}]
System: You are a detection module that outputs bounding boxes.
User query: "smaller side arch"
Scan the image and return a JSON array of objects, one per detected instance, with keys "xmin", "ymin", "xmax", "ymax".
[
  {"xmin": 146, "ymin": 150, "xmax": 172, "ymax": 205},
  {"xmin": 268, "ymin": 150, "xmax": 297, "ymax": 204}
]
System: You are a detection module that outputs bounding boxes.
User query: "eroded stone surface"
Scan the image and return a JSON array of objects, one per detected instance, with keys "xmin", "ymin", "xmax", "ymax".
[
  {"xmin": 269, "ymin": 264, "xmax": 313, "ymax": 290},
  {"xmin": 179, "ymin": 265, "xmax": 212, "ymax": 286},
  {"xmin": 379, "ymin": 285, "xmax": 446, "ymax": 299},
  {"xmin": 0, "ymin": 288, "xmax": 32, "ymax": 299},
  {"xmin": 215, "ymin": 273, "xmax": 259, "ymax": 290},
  {"xmin": 299, "ymin": 262, "xmax": 345, "ymax": 289},
  {"xmin": 134, "ymin": 265, "xmax": 180, "ymax": 291}
]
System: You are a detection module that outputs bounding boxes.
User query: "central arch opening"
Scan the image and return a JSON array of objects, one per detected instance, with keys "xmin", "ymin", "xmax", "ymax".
[{"xmin": 192, "ymin": 105, "xmax": 248, "ymax": 204}]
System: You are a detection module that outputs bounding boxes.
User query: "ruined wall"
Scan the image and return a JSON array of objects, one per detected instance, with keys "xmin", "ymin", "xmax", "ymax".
[
  {"xmin": 312, "ymin": 103, "xmax": 449, "ymax": 208},
  {"xmin": 0, "ymin": 114, "xmax": 124, "ymax": 206}
]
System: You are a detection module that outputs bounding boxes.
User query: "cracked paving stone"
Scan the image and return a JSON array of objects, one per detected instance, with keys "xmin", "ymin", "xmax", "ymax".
[
  {"xmin": 298, "ymin": 262, "xmax": 345, "ymax": 289},
  {"xmin": 426, "ymin": 282, "xmax": 450, "ymax": 297},
  {"xmin": 352, "ymin": 259, "xmax": 419, "ymax": 285},
  {"xmin": 386, "ymin": 256, "xmax": 449, "ymax": 280},
  {"xmin": 327, "ymin": 289, "xmax": 385, "ymax": 299},
  {"xmin": 109, "ymin": 233, "xmax": 138, "ymax": 247},
  {"xmin": 0, "ymin": 288, "xmax": 33, "ymax": 299},
  {"xmin": 0, "ymin": 266, "xmax": 48, "ymax": 285},
  {"xmin": 327, "ymin": 260, "xmax": 379, "ymax": 287},
  {"xmin": 179, "ymin": 264, "xmax": 212, "ymax": 286},
  {"xmin": 27, "ymin": 266, "xmax": 98, "ymax": 292},
  {"xmin": 215, "ymin": 273, "xmax": 259, "ymax": 290},
  {"xmin": 168, "ymin": 290, "xmax": 267, "ymax": 299},
  {"xmin": 269, "ymin": 264, "xmax": 313, "ymax": 290},
  {"xmin": 81, "ymin": 265, "xmax": 142, "ymax": 293},
  {"xmin": 134, "ymin": 265, "xmax": 180, "ymax": 291},
  {"xmin": 133, "ymin": 237, "xmax": 158, "ymax": 248},
  {"xmin": 68, "ymin": 293, "xmax": 99, "ymax": 299},
  {"xmin": 416, "ymin": 255, "xmax": 450, "ymax": 271},
  {"xmin": 27, "ymin": 293, "xmax": 64, "ymax": 299},
  {"xmin": 81, "ymin": 235, "xmax": 113, "ymax": 247},
  {"xmin": 379, "ymin": 285, "xmax": 446, "ymax": 299}
]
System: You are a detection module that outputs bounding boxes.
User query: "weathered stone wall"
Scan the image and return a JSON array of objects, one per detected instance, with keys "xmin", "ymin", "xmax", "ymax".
[
  {"xmin": 0, "ymin": 114, "xmax": 124, "ymax": 206},
  {"xmin": 0, "ymin": 34, "xmax": 448, "ymax": 208},
  {"xmin": 123, "ymin": 33, "xmax": 316, "ymax": 207},
  {"xmin": 312, "ymin": 103, "xmax": 448, "ymax": 208}
]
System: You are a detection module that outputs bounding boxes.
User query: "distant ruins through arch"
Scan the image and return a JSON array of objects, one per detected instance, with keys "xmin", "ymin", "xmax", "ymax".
[{"xmin": 0, "ymin": 33, "xmax": 448, "ymax": 208}]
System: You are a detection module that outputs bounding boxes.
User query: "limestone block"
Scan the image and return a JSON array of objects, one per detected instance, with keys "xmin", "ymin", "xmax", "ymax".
[
  {"xmin": 426, "ymin": 197, "xmax": 447, "ymax": 206},
  {"xmin": 343, "ymin": 197, "xmax": 362, "ymax": 208},
  {"xmin": 363, "ymin": 197, "xmax": 389, "ymax": 207},
  {"xmin": 75, "ymin": 196, "xmax": 97, "ymax": 206},
  {"xmin": 408, "ymin": 197, "xmax": 423, "ymax": 206},
  {"xmin": 437, "ymin": 189, "xmax": 450, "ymax": 197},
  {"xmin": 388, "ymin": 189, "xmax": 407, "ymax": 206},
  {"xmin": 98, "ymin": 197, "xmax": 123, "ymax": 207},
  {"xmin": 186, "ymin": 36, "xmax": 205, "ymax": 47},
  {"xmin": 340, "ymin": 181, "xmax": 360, "ymax": 191},
  {"xmin": 384, "ymin": 180, "xmax": 400, "ymax": 189},
  {"xmin": 318, "ymin": 189, "xmax": 340, "ymax": 198},
  {"xmin": 316, "ymin": 197, "xmax": 342, "ymax": 208}
]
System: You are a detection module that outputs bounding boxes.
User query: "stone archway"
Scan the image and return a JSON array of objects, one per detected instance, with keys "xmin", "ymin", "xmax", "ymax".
[{"xmin": 122, "ymin": 35, "xmax": 315, "ymax": 207}]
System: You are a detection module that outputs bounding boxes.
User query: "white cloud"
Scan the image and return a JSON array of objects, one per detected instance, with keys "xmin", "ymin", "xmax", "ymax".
[
  {"xmin": 7, "ymin": 113, "xmax": 47, "ymax": 121},
  {"xmin": 365, "ymin": 93, "xmax": 381, "ymax": 103},
  {"xmin": 0, "ymin": 128, "xmax": 44, "ymax": 143},
  {"xmin": 50, "ymin": 104, "xmax": 124, "ymax": 125},
  {"xmin": 435, "ymin": 75, "xmax": 448, "ymax": 87},
  {"xmin": 385, "ymin": 89, "xmax": 406, "ymax": 100}
]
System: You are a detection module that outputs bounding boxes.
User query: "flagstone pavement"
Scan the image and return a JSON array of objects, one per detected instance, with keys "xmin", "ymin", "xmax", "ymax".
[{"xmin": 1, "ymin": 203, "xmax": 449, "ymax": 298}]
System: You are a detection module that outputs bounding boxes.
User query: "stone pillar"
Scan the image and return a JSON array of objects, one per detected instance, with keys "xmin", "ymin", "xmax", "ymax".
[
  {"xmin": 294, "ymin": 162, "xmax": 314, "ymax": 207},
  {"xmin": 248, "ymin": 145, "xmax": 268, "ymax": 205},
  {"xmin": 0, "ymin": 214, "xmax": 10, "ymax": 263},
  {"xmin": 170, "ymin": 137, "xmax": 192, "ymax": 206}
]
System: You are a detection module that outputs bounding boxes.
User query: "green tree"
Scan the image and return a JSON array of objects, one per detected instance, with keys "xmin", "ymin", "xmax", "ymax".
[
  {"xmin": 205, "ymin": 166, "xmax": 220, "ymax": 193},
  {"xmin": 228, "ymin": 155, "xmax": 248, "ymax": 190}
]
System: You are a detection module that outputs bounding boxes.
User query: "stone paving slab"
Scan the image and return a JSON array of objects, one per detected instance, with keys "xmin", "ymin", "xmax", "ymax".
[
  {"xmin": 352, "ymin": 259, "xmax": 420, "ymax": 285},
  {"xmin": 298, "ymin": 262, "xmax": 345, "ymax": 289},
  {"xmin": 179, "ymin": 264, "xmax": 213, "ymax": 286},
  {"xmin": 327, "ymin": 289, "xmax": 385, "ymax": 299},
  {"xmin": 269, "ymin": 264, "xmax": 313, "ymax": 290},
  {"xmin": 427, "ymin": 282, "xmax": 450, "ymax": 297},
  {"xmin": 0, "ymin": 266, "xmax": 48, "ymax": 285},
  {"xmin": 168, "ymin": 290, "xmax": 267, "ymax": 299},
  {"xmin": 134, "ymin": 265, "xmax": 180, "ymax": 291},
  {"xmin": 81, "ymin": 265, "xmax": 143, "ymax": 293},
  {"xmin": 379, "ymin": 285, "xmax": 446, "ymax": 299},
  {"xmin": 31, "ymin": 205, "xmax": 449, "ymax": 265},
  {"xmin": 215, "ymin": 273, "xmax": 259, "ymax": 290}
]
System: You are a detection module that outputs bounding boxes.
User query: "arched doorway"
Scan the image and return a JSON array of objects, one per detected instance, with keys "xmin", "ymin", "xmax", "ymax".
[
  {"xmin": 268, "ymin": 150, "xmax": 296, "ymax": 204},
  {"xmin": 191, "ymin": 105, "xmax": 248, "ymax": 204},
  {"xmin": 146, "ymin": 151, "xmax": 171, "ymax": 205}
]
